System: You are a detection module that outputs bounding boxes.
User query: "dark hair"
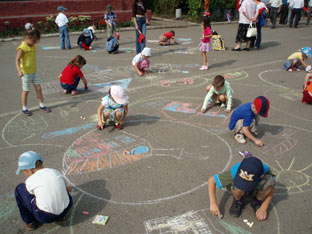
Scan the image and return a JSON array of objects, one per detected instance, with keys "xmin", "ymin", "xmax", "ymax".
[
  {"xmin": 170, "ymin": 30, "xmax": 175, "ymax": 36},
  {"xmin": 213, "ymin": 75, "xmax": 225, "ymax": 87},
  {"xmin": 68, "ymin": 55, "xmax": 86, "ymax": 68},
  {"xmin": 201, "ymin": 15, "xmax": 211, "ymax": 29},
  {"xmin": 23, "ymin": 28, "xmax": 41, "ymax": 40},
  {"xmin": 35, "ymin": 160, "xmax": 43, "ymax": 168}
]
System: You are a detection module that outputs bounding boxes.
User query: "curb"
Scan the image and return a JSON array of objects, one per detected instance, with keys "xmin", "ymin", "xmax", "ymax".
[{"xmin": 0, "ymin": 18, "xmax": 239, "ymax": 42}]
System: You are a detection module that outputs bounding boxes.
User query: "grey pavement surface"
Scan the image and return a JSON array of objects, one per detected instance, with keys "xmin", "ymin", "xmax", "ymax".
[{"xmin": 0, "ymin": 17, "xmax": 312, "ymax": 234}]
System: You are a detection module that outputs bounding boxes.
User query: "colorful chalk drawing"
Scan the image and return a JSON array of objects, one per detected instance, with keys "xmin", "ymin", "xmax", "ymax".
[
  {"xmin": 278, "ymin": 89, "xmax": 302, "ymax": 102},
  {"xmin": 171, "ymin": 47, "xmax": 198, "ymax": 55},
  {"xmin": 80, "ymin": 78, "xmax": 132, "ymax": 93},
  {"xmin": 222, "ymin": 71, "xmax": 248, "ymax": 80},
  {"xmin": 0, "ymin": 196, "xmax": 17, "ymax": 224},
  {"xmin": 144, "ymin": 209, "xmax": 252, "ymax": 234},
  {"xmin": 42, "ymin": 45, "xmax": 61, "ymax": 50},
  {"xmin": 41, "ymin": 123, "xmax": 97, "ymax": 139},
  {"xmin": 159, "ymin": 78, "xmax": 194, "ymax": 87}
]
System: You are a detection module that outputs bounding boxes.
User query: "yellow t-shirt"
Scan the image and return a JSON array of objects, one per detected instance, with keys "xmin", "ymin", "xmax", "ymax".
[
  {"xmin": 287, "ymin": 52, "xmax": 303, "ymax": 61},
  {"xmin": 17, "ymin": 41, "xmax": 37, "ymax": 74}
]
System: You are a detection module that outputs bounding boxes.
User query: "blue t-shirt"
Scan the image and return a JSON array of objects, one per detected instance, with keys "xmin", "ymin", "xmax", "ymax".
[
  {"xmin": 104, "ymin": 12, "xmax": 117, "ymax": 25},
  {"xmin": 229, "ymin": 102, "xmax": 255, "ymax": 130}
]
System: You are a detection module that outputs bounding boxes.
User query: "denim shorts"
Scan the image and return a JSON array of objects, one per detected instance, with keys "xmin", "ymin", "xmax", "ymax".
[{"xmin": 21, "ymin": 72, "xmax": 40, "ymax": 91}]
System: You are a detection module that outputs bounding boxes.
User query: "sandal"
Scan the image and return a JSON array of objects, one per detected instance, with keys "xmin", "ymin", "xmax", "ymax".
[{"xmin": 115, "ymin": 123, "xmax": 123, "ymax": 130}]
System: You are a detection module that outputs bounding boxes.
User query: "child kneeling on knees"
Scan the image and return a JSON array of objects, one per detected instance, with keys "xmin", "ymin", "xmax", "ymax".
[
  {"xmin": 282, "ymin": 47, "xmax": 312, "ymax": 72},
  {"xmin": 302, "ymin": 73, "xmax": 312, "ymax": 104},
  {"xmin": 159, "ymin": 30, "xmax": 177, "ymax": 46},
  {"xmin": 208, "ymin": 156, "xmax": 275, "ymax": 221},
  {"xmin": 15, "ymin": 151, "xmax": 72, "ymax": 231},
  {"xmin": 229, "ymin": 96, "xmax": 269, "ymax": 146},
  {"xmin": 132, "ymin": 47, "xmax": 151, "ymax": 76},
  {"xmin": 201, "ymin": 75, "xmax": 233, "ymax": 113},
  {"xmin": 59, "ymin": 55, "xmax": 88, "ymax": 95},
  {"xmin": 97, "ymin": 85, "xmax": 129, "ymax": 130}
]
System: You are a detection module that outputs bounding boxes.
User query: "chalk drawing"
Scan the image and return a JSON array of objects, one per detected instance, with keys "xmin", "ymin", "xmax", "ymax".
[
  {"xmin": 80, "ymin": 78, "xmax": 132, "ymax": 93},
  {"xmin": 171, "ymin": 47, "xmax": 198, "ymax": 55},
  {"xmin": 82, "ymin": 64, "xmax": 116, "ymax": 82},
  {"xmin": 63, "ymin": 118, "xmax": 233, "ymax": 205},
  {"xmin": 41, "ymin": 81, "xmax": 62, "ymax": 95},
  {"xmin": 42, "ymin": 45, "xmax": 61, "ymax": 50},
  {"xmin": 41, "ymin": 123, "xmax": 97, "ymax": 139},
  {"xmin": 160, "ymin": 78, "xmax": 194, "ymax": 88},
  {"xmin": 144, "ymin": 208, "xmax": 253, "ymax": 234},
  {"xmin": 278, "ymin": 89, "xmax": 302, "ymax": 102},
  {"xmin": 119, "ymin": 47, "xmax": 136, "ymax": 53},
  {"xmin": 252, "ymin": 129, "xmax": 298, "ymax": 157},
  {"xmin": 0, "ymin": 198, "xmax": 17, "ymax": 224},
  {"xmin": 222, "ymin": 71, "xmax": 248, "ymax": 80}
]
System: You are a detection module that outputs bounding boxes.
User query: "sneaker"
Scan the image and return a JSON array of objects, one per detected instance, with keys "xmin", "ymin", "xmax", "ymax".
[
  {"xmin": 288, "ymin": 68, "xmax": 293, "ymax": 72},
  {"xmin": 229, "ymin": 200, "xmax": 244, "ymax": 217},
  {"xmin": 26, "ymin": 222, "xmax": 39, "ymax": 231},
  {"xmin": 115, "ymin": 123, "xmax": 123, "ymax": 130},
  {"xmin": 251, "ymin": 199, "xmax": 262, "ymax": 213},
  {"xmin": 22, "ymin": 109, "xmax": 32, "ymax": 116},
  {"xmin": 200, "ymin": 65, "xmax": 208, "ymax": 70},
  {"xmin": 40, "ymin": 106, "xmax": 51, "ymax": 113},
  {"xmin": 71, "ymin": 90, "xmax": 78, "ymax": 95},
  {"xmin": 63, "ymin": 90, "xmax": 70, "ymax": 94},
  {"xmin": 235, "ymin": 134, "xmax": 246, "ymax": 144},
  {"xmin": 221, "ymin": 103, "xmax": 225, "ymax": 108}
]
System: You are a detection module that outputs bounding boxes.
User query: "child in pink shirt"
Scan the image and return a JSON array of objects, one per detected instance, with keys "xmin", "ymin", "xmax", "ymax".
[{"xmin": 198, "ymin": 12, "xmax": 212, "ymax": 70}]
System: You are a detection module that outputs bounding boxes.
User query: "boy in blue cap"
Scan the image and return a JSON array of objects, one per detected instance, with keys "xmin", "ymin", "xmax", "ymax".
[
  {"xmin": 15, "ymin": 151, "xmax": 72, "ymax": 231},
  {"xmin": 229, "ymin": 96, "xmax": 270, "ymax": 146},
  {"xmin": 77, "ymin": 28, "xmax": 94, "ymax": 50},
  {"xmin": 55, "ymin": 6, "xmax": 71, "ymax": 50},
  {"xmin": 208, "ymin": 156, "xmax": 275, "ymax": 221}
]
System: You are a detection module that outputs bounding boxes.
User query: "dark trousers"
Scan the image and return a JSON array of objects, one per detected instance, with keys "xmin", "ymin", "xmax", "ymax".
[
  {"xmin": 15, "ymin": 183, "xmax": 73, "ymax": 224},
  {"xmin": 280, "ymin": 5, "xmax": 289, "ymax": 24},
  {"xmin": 307, "ymin": 7, "xmax": 312, "ymax": 25},
  {"xmin": 61, "ymin": 76, "xmax": 80, "ymax": 92},
  {"xmin": 289, "ymin": 8, "xmax": 301, "ymax": 27},
  {"xmin": 270, "ymin": 7, "xmax": 279, "ymax": 27},
  {"xmin": 250, "ymin": 22, "xmax": 262, "ymax": 49}
]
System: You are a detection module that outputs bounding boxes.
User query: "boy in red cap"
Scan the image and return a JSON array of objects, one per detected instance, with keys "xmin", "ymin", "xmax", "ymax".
[
  {"xmin": 229, "ymin": 96, "xmax": 270, "ymax": 146},
  {"xmin": 208, "ymin": 156, "xmax": 275, "ymax": 220}
]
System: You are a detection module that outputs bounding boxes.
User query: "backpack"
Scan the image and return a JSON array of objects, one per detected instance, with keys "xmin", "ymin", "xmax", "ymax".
[
  {"xmin": 105, "ymin": 36, "xmax": 119, "ymax": 53},
  {"xmin": 211, "ymin": 35, "xmax": 225, "ymax": 51}
]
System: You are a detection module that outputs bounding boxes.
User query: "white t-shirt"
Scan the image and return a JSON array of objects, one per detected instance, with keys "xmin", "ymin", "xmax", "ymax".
[
  {"xmin": 55, "ymin": 13, "xmax": 69, "ymax": 27},
  {"xmin": 25, "ymin": 168, "xmax": 70, "ymax": 215},
  {"xmin": 101, "ymin": 94, "xmax": 128, "ymax": 109},
  {"xmin": 289, "ymin": 0, "xmax": 304, "ymax": 8},
  {"xmin": 132, "ymin": 53, "xmax": 143, "ymax": 66},
  {"xmin": 88, "ymin": 26, "xmax": 95, "ymax": 34},
  {"xmin": 239, "ymin": 0, "xmax": 257, "ymax": 24}
]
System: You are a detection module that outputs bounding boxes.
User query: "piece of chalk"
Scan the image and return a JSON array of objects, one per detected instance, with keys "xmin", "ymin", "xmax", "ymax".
[
  {"xmin": 243, "ymin": 219, "xmax": 248, "ymax": 223},
  {"xmin": 249, "ymin": 222, "xmax": 254, "ymax": 228},
  {"xmin": 82, "ymin": 211, "xmax": 89, "ymax": 215}
]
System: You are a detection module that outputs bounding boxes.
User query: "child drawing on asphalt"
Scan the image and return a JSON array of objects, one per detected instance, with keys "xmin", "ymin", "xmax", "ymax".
[
  {"xmin": 77, "ymin": 28, "xmax": 94, "ymax": 50},
  {"xmin": 201, "ymin": 75, "xmax": 234, "ymax": 113},
  {"xmin": 198, "ymin": 12, "xmax": 212, "ymax": 70},
  {"xmin": 59, "ymin": 55, "xmax": 88, "ymax": 95},
  {"xmin": 15, "ymin": 28, "xmax": 51, "ymax": 116},
  {"xmin": 208, "ymin": 156, "xmax": 275, "ymax": 221},
  {"xmin": 15, "ymin": 151, "xmax": 73, "ymax": 231},
  {"xmin": 302, "ymin": 73, "xmax": 312, "ymax": 104},
  {"xmin": 97, "ymin": 85, "xmax": 129, "ymax": 130},
  {"xmin": 158, "ymin": 30, "xmax": 177, "ymax": 46},
  {"xmin": 132, "ymin": 47, "xmax": 151, "ymax": 76},
  {"xmin": 282, "ymin": 47, "xmax": 312, "ymax": 72},
  {"xmin": 229, "ymin": 96, "xmax": 270, "ymax": 146}
]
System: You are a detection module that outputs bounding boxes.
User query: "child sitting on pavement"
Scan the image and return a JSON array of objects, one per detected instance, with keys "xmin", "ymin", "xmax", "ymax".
[
  {"xmin": 159, "ymin": 30, "xmax": 177, "ymax": 46},
  {"xmin": 201, "ymin": 75, "xmax": 234, "ymax": 113},
  {"xmin": 105, "ymin": 32, "xmax": 120, "ymax": 54},
  {"xmin": 229, "ymin": 96, "xmax": 270, "ymax": 146},
  {"xmin": 59, "ymin": 55, "xmax": 88, "ymax": 95},
  {"xmin": 97, "ymin": 85, "xmax": 129, "ymax": 130},
  {"xmin": 208, "ymin": 156, "xmax": 275, "ymax": 221},
  {"xmin": 302, "ymin": 73, "xmax": 312, "ymax": 104},
  {"xmin": 15, "ymin": 151, "xmax": 72, "ymax": 231},
  {"xmin": 282, "ymin": 47, "xmax": 312, "ymax": 72},
  {"xmin": 132, "ymin": 47, "xmax": 151, "ymax": 76},
  {"xmin": 77, "ymin": 28, "xmax": 94, "ymax": 50}
]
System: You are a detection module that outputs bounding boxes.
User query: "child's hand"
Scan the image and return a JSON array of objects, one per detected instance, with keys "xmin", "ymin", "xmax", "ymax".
[
  {"xmin": 18, "ymin": 71, "xmax": 23, "ymax": 78},
  {"xmin": 225, "ymin": 109, "xmax": 231, "ymax": 113},
  {"xmin": 210, "ymin": 203, "xmax": 222, "ymax": 219},
  {"xmin": 139, "ymin": 71, "xmax": 144, "ymax": 76},
  {"xmin": 97, "ymin": 122, "xmax": 104, "ymax": 130},
  {"xmin": 201, "ymin": 108, "xmax": 206, "ymax": 113},
  {"xmin": 255, "ymin": 139, "xmax": 264, "ymax": 147}
]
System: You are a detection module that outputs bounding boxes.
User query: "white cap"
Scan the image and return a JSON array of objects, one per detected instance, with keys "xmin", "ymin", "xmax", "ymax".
[
  {"xmin": 141, "ymin": 47, "xmax": 151, "ymax": 57},
  {"xmin": 25, "ymin": 23, "xmax": 32, "ymax": 30}
]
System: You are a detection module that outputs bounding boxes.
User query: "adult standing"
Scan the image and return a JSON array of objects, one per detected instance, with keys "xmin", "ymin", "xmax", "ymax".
[
  {"xmin": 289, "ymin": 0, "xmax": 304, "ymax": 28},
  {"xmin": 279, "ymin": 0, "xmax": 289, "ymax": 24},
  {"xmin": 232, "ymin": 0, "xmax": 257, "ymax": 51},
  {"xmin": 268, "ymin": 0, "xmax": 282, "ymax": 28},
  {"xmin": 307, "ymin": 0, "xmax": 312, "ymax": 25},
  {"xmin": 132, "ymin": 0, "xmax": 149, "ymax": 54}
]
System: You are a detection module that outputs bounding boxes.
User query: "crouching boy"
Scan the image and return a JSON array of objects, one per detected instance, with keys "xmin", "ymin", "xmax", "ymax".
[
  {"xmin": 208, "ymin": 156, "xmax": 275, "ymax": 221},
  {"xmin": 15, "ymin": 151, "xmax": 72, "ymax": 231}
]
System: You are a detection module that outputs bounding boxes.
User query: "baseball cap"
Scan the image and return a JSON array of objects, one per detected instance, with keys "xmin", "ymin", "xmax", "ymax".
[
  {"xmin": 253, "ymin": 96, "xmax": 270, "ymax": 117},
  {"xmin": 57, "ymin": 6, "xmax": 67, "ymax": 12},
  {"xmin": 110, "ymin": 85, "xmax": 128, "ymax": 105},
  {"xmin": 106, "ymin": 5, "xmax": 113, "ymax": 10},
  {"xmin": 141, "ymin": 47, "xmax": 151, "ymax": 57},
  {"xmin": 234, "ymin": 157, "xmax": 264, "ymax": 192},
  {"xmin": 16, "ymin": 151, "xmax": 43, "ymax": 175},
  {"xmin": 25, "ymin": 23, "xmax": 33, "ymax": 30},
  {"xmin": 82, "ymin": 28, "xmax": 91, "ymax": 36},
  {"xmin": 301, "ymin": 47, "xmax": 312, "ymax": 58}
]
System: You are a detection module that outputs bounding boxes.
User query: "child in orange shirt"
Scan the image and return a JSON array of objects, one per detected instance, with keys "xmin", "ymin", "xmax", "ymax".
[{"xmin": 302, "ymin": 73, "xmax": 312, "ymax": 104}]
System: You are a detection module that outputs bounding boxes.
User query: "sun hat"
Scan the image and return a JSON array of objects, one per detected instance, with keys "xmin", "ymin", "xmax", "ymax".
[
  {"xmin": 57, "ymin": 6, "xmax": 67, "ymax": 12},
  {"xmin": 16, "ymin": 151, "xmax": 43, "ymax": 175},
  {"xmin": 253, "ymin": 96, "xmax": 270, "ymax": 117},
  {"xmin": 83, "ymin": 28, "xmax": 91, "ymax": 36},
  {"xmin": 233, "ymin": 157, "xmax": 264, "ymax": 192},
  {"xmin": 141, "ymin": 47, "xmax": 151, "ymax": 57},
  {"xmin": 110, "ymin": 85, "xmax": 128, "ymax": 105},
  {"xmin": 301, "ymin": 47, "xmax": 312, "ymax": 58}
]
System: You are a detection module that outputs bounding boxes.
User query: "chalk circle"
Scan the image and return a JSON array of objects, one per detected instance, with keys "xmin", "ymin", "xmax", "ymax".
[
  {"xmin": 221, "ymin": 70, "xmax": 249, "ymax": 81},
  {"xmin": 63, "ymin": 119, "xmax": 233, "ymax": 205},
  {"xmin": 264, "ymin": 87, "xmax": 312, "ymax": 123},
  {"xmin": 137, "ymin": 96, "xmax": 230, "ymax": 133}
]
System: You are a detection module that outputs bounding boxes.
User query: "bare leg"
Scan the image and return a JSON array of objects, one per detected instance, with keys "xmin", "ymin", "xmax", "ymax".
[
  {"xmin": 232, "ymin": 189, "xmax": 245, "ymax": 200},
  {"xmin": 33, "ymin": 84, "xmax": 44, "ymax": 103},
  {"xmin": 201, "ymin": 52, "xmax": 207, "ymax": 66},
  {"xmin": 21, "ymin": 91, "xmax": 29, "ymax": 107}
]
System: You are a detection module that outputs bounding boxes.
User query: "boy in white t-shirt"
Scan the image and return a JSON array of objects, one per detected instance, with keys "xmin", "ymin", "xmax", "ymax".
[
  {"xmin": 132, "ymin": 47, "xmax": 151, "ymax": 76},
  {"xmin": 55, "ymin": 6, "xmax": 71, "ymax": 49},
  {"xmin": 15, "ymin": 151, "xmax": 72, "ymax": 231}
]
